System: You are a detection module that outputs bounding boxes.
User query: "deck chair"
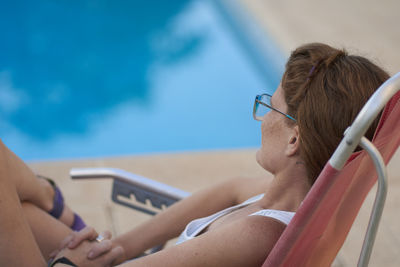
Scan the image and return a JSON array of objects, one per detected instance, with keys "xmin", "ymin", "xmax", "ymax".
[{"xmin": 70, "ymin": 72, "xmax": 400, "ymax": 266}]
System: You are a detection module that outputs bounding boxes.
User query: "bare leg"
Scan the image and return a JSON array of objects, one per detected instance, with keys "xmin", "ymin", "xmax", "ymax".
[
  {"xmin": 0, "ymin": 146, "xmax": 46, "ymax": 266},
  {"xmin": 0, "ymin": 140, "xmax": 51, "ymax": 206},
  {"xmin": 22, "ymin": 202, "xmax": 72, "ymax": 261},
  {"xmin": 0, "ymin": 140, "xmax": 75, "ymax": 227}
]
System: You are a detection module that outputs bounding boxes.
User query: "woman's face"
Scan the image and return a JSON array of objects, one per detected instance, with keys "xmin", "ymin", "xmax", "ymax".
[{"xmin": 256, "ymin": 85, "xmax": 295, "ymax": 173}]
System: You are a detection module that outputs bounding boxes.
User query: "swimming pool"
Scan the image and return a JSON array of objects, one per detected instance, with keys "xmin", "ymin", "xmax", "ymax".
[{"xmin": 0, "ymin": 0, "xmax": 284, "ymax": 161}]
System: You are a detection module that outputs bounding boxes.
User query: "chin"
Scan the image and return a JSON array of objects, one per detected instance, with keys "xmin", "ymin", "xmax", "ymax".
[
  {"xmin": 255, "ymin": 149, "xmax": 265, "ymax": 168},
  {"xmin": 256, "ymin": 149, "xmax": 273, "ymax": 172}
]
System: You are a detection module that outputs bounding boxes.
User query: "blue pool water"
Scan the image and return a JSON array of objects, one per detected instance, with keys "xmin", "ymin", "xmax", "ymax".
[{"xmin": 0, "ymin": 0, "xmax": 284, "ymax": 161}]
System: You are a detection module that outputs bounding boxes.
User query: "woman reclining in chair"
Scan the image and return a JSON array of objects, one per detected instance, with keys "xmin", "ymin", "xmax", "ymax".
[{"xmin": 0, "ymin": 43, "xmax": 390, "ymax": 266}]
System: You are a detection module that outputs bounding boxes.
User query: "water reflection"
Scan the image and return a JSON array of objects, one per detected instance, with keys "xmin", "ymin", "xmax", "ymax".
[
  {"xmin": 0, "ymin": 0, "xmax": 202, "ymax": 140},
  {"xmin": 0, "ymin": 0, "xmax": 283, "ymax": 160}
]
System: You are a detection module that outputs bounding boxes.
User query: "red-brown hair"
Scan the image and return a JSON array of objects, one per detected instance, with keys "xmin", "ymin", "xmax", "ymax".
[{"xmin": 282, "ymin": 43, "xmax": 389, "ymax": 184}]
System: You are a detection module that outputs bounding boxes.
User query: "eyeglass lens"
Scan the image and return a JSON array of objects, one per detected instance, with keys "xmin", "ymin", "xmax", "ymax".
[{"xmin": 254, "ymin": 94, "xmax": 271, "ymax": 121}]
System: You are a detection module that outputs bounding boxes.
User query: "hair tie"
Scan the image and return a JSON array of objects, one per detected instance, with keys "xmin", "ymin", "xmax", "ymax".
[{"xmin": 307, "ymin": 60, "xmax": 321, "ymax": 80}]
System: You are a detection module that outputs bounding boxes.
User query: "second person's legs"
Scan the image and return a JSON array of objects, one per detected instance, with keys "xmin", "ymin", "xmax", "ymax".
[{"xmin": 0, "ymin": 140, "xmax": 85, "ymax": 229}]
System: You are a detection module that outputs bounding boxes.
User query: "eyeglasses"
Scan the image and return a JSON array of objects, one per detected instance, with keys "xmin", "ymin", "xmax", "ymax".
[{"xmin": 253, "ymin": 94, "xmax": 296, "ymax": 122}]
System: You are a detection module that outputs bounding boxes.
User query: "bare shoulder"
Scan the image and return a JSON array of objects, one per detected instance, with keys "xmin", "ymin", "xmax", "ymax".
[
  {"xmin": 224, "ymin": 215, "xmax": 287, "ymax": 264},
  {"xmin": 129, "ymin": 215, "xmax": 286, "ymax": 267}
]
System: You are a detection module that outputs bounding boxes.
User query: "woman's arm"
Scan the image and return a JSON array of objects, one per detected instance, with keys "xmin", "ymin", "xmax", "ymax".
[
  {"xmin": 60, "ymin": 214, "xmax": 285, "ymax": 267},
  {"xmin": 110, "ymin": 175, "xmax": 272, "ymax": 262},
  {"xmin": 124, "ymin": 215, "xmax": 285, "ymax": 267},
  {"xmin": 70, "ymin": 176, "xmax": 272, "ymax": 263}
]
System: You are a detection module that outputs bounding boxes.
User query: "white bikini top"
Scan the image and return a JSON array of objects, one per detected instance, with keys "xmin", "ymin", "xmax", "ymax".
[{"xmin": 176, "ymin": 194, "xmax": 295, "ymax": 244}]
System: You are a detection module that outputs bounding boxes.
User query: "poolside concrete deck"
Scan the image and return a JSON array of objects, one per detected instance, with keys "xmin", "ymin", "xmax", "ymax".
[
  {"xmin": 239, "ymin": 0, "xmax": 400, "ymax": 74},
  {"xmin": 28, "ymin": 1, "xmax": 400, "ymax": 266}
]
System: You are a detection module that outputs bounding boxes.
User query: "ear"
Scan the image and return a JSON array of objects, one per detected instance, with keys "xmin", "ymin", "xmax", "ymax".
[{"xmin": 285, "ymin": 125, "xmax": 300, "ymax": 157}]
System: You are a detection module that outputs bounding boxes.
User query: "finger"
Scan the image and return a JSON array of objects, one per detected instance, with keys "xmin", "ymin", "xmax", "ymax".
[
  {"xmin": 48, "ymin": 249, "xmax": 60, "ymax": 260},
  {"xmin": 58, "ymin": 233, "xmax": 74, "ymax": 250},
  {"xmin": 68, "ymin": 226, "xmax": 98, "ymax": 249},
  {"xmin": 101, "ymin": 246, "xmax": 125, "ymax": 267},
  {"xmin": 88, "ymin": 240, "xmax": 112, "ymax": 259},
  {"xmin": 99, "ymin": 230, "xmax": 112, "ymax": 240}
]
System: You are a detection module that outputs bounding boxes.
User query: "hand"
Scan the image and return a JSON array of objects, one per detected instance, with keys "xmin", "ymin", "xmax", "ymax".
[
  {"xmin": 53, "ymin": 240, "xmax": 124, "ymax": 267},
  {"xmin": 50, "ymin": 227, "xmax": 125, "ymax": 263}
]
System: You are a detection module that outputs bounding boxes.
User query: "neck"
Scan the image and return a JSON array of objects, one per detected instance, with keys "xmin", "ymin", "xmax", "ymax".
[{"xmin": 259, "ymin": 160, "xmax": 311, "ymax": 212}]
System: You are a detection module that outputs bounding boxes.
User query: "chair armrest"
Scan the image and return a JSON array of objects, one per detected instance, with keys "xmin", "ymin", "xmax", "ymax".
[{"xmin": 70, "ymin": 168, "xmax": 190, "ymax": 215}]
